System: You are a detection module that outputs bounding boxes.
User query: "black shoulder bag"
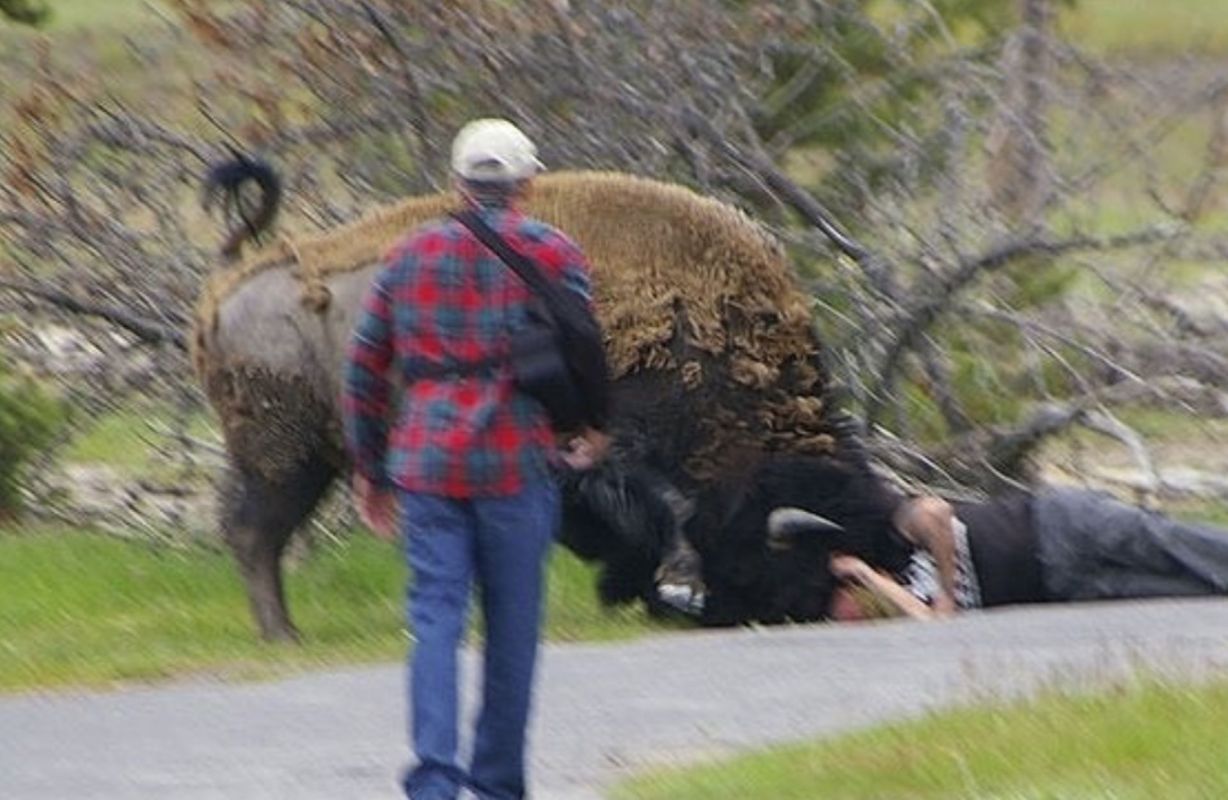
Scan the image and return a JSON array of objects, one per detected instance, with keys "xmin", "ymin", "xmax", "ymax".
[{"xmin": 452, "ymin": 210, "xmax": 610, "ymax": 433}]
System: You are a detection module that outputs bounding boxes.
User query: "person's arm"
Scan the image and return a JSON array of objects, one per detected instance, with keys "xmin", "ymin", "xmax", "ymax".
[
  {"xmin": 343, "ymin": 267, "xmax": 396, "ymax": 532},
  {"xmin": 542, "ymin": 228, "xmax": 612, "ymax": 462},
  {"xmin": 830, "ymin": 555, "xmax": 935, "ymax": 621},
  {"xmin": 894, "ymin": 496, "xmax": 959, "ymax": 615}
]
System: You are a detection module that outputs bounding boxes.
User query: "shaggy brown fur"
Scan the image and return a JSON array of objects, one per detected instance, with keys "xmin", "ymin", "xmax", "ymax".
[{"xmin": 194, "ymin": 171, "xmax": 833, "ymax": 482}]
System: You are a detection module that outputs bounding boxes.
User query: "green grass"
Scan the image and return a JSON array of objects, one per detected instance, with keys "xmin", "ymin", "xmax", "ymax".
[
  {"xmin": 0, "ymin": 527, "xmax": 659, "ymax": 692},
  {"xmin": 614, "ymin": 678, "xmax": 1228, "ymax": 800},
  {"xmin": 63, "ymin": 404, "xmax": 216, "ymax": 478},
  {"xmin": 22, "ymin": 0, "xmax": 1228, "ymax": 58},
  {"xmin": 1043, "ymin": 405, "xmax": 1228, "ymax": 462},
  {"xmin": 1169, "ymin": 498, "xmax": 1228, "ymax": 529},
  {"xmin": 1062, "ymin": 0, "xmax": 1228, "ymax": 58},
  {"xmin": 1050, "ymin": 111, "xmax": 1228, "ymax": 243},
  {"xmin": 41, "ymin": 0, "xmax": 164, "ymax": 31},
  {"xmin": 1112, "ymin": 406, "xmax": 1228, "ymax": 440}
]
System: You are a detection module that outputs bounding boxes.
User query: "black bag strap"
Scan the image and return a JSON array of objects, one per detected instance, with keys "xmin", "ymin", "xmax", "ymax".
[
  {"xmin": 451, "ymin": 209, "xmax": 564, "ymax": 306},
  {"xmin": 452, "ymin": 208, "xmax": 612, "ymax": 430}
]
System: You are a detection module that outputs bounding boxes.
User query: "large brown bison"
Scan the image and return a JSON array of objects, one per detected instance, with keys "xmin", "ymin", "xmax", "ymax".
[{"xmin": 194, "ymin": 161, "xmax": 870, "ymax": 641}]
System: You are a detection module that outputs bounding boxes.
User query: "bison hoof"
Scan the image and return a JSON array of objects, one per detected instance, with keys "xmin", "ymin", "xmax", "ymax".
[
  {"xmin": 655, "ymin": 548, "xmax": 705, "ymax": 616},
  {"xmin": 657, "ymin": 582, "xmax": 706, "ymax": 617}
]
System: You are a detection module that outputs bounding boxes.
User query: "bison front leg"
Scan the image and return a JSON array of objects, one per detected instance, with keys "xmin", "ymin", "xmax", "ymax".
[
  {"xmin": 560, "ymin": 464, "xmax": 705, "ymax": 616},
  {"xmin": 653, "ymin": 487, "xmax": 705, "ymax": 616},
  {"xmin": 220, "ymin": 457, "xmax": 337, "ymax": 642}
]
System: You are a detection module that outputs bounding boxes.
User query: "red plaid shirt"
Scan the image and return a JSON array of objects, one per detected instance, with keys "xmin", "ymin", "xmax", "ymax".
[{"xmin": 343, "ymin": 204, "xmax": 594, "ymax": 497}]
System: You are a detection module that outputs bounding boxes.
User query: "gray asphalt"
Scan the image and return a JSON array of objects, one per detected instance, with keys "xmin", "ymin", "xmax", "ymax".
[{"xmin": 3, "ymin": 599, "xmax": 1228, "ymax": 800}]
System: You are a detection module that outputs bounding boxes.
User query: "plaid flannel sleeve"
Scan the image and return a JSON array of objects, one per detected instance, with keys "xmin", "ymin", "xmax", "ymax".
[{"xmin": 343, "ymin": 267, "xmax": 396, "ymax": 487}]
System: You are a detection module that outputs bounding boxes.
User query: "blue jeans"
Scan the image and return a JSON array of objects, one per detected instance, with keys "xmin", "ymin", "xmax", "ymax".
[{"xmin": 399, "ymin": 480, "xmax": 559, "ymax": 800}]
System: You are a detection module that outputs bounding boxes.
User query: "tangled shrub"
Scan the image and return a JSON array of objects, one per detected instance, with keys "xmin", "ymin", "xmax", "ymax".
[{"xmin": 0, "ymin": 362, "xmax": 62, "ymax": 514}]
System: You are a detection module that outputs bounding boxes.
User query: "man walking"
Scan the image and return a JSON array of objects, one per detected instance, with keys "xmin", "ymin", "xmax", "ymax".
[{"xmin": 343, "ymin": 118, "xmax": 610, "ymax": 800}]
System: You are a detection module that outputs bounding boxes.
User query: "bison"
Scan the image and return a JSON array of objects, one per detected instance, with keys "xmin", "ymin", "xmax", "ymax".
[{"xmin": 194, "ymin": 160, "xmax": 869, "ymax": 640}]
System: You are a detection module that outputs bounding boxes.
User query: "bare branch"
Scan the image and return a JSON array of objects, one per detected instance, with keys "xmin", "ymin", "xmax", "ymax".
[
  {"xmin": 0, "ymin": 279, "xmax": 186, "ymax": 350},
  {"xmin": 867, "ymin": 225, "xmax": 1179, "ymax": 422},
  {"xmin": 1081, "ymin": 409, "xmax": 1160, "ymax": 505},
  {"xmin": 983, "ymin": 402, "xmax": 1084, "ymax": 479}
]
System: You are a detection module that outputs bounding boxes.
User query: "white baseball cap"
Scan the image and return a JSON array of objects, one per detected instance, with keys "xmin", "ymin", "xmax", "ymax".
[{"xmin": 451, "ymin": 118, "xmax": 544, "ymax": 182}]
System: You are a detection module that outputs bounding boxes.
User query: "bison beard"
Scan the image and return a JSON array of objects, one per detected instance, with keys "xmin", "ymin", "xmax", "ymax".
[{"xmin": 195, "ymin": 157, "xmax": 871, "ymax": 640}]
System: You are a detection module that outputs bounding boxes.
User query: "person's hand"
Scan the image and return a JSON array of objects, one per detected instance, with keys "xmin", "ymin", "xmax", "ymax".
[
  {"xmin": 931, "ymin": 591, "xmax": 958, "ymax": 617},
  {"xmin": 829, "ymin": 554, "xmax": 872, "ymax": 584},
  {"xmin": 559, "ymin": 428, "xmax": 612, "ymax": 471},
  {"xmin": 353, "ymin": 474, "xmax": 398, "ymax": 540}
]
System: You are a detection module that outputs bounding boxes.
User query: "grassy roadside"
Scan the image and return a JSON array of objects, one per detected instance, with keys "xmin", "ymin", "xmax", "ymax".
[
  {"xmin": 62, "ymin": 404, "xmax": 217, "ymax": 479},
  {"xmin": 0, "ymin": 527, "xmax": 658, "ymax": 693},
  {"xmin": 41, "ymin": 0, "xmax": 165, "ymax": 31},
  {"xmin": 614, "ymin": 678, "xmax": 1228, "ymax": 799},
  {"xmin": 1062, "ymin": 0, "xmax": 1228, "ymax": 58}
]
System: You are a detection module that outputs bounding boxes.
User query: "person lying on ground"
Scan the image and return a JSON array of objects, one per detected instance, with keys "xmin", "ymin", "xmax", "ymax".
[{"xmin": 779, "ymin": 485, "xmax": 1228, "ymax": 620}]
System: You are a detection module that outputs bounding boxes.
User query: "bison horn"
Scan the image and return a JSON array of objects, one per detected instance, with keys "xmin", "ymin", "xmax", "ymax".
[{"xmin": 766, "ymin": 507, "xmax": 844, "ymax": 551}]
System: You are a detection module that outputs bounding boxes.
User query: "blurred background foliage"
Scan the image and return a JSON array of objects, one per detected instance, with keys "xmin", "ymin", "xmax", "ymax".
[
  {"xmin": 0, "ymin": 0, "xmax": 49, "ymax": 26},
  {"xmin": 0, "ymin": 359, "xmax": 62, "ymax": 513},
  {"xmin": 2, "ymin": 0, "xmax": 1226, "ymax": 507},
  {"xmin": 1, "ymin": 0, "xmax": 1228, "ymax": 682}
]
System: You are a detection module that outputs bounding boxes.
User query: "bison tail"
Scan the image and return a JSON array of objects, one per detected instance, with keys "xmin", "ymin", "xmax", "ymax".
[{"xmin": 203, "ymin": 151, "xmax": 283, "ymax": 262}]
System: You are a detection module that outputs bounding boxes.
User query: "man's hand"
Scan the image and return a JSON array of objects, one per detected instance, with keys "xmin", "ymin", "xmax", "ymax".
[
  {"xmin": 353, "ymin": 475, "xmax": 398, "ymax": 540},
  {"xmin": 559, "ymin": 428, "xmax": 612, "ymax": 471},
  {"xmin": 931, "ymin": 592, "xmax": 958, "ymax": 617},
  {"xmin": 828, "ymin": 553, "xmax": 934, "ymax": 621},
  {"xmin": 829, "ymin": 554, "xmax": 873, "ymax": 584}
]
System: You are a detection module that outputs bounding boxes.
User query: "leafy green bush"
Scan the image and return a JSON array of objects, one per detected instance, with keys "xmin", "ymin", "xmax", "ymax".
[
  {"xmin": 0, "ymin": 0, "xmax": 51, "ymax": 27},
  {"xmin": 0, "ymin": 363, "xmax": 63, "ymax": 514}
]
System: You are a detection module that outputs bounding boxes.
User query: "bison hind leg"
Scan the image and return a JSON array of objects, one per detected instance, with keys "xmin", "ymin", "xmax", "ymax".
[{"xmin": 220, "ymin": 455, "xmax": 337, "ymax": 642}]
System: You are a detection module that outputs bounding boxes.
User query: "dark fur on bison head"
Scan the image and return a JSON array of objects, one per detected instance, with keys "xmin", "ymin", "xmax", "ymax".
[
  {"xmin": 558, "ymin": 463, "xmax": 678, "ymax": 610},
  {"xmin": 693, "ymin": 454, "xmax": 909, "ymax": 626}
]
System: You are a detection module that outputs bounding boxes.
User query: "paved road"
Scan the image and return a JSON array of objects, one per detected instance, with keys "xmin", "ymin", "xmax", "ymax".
[{"xmin": 3, "ymin": 599, "xmax": 1228, "ymax": 800}]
